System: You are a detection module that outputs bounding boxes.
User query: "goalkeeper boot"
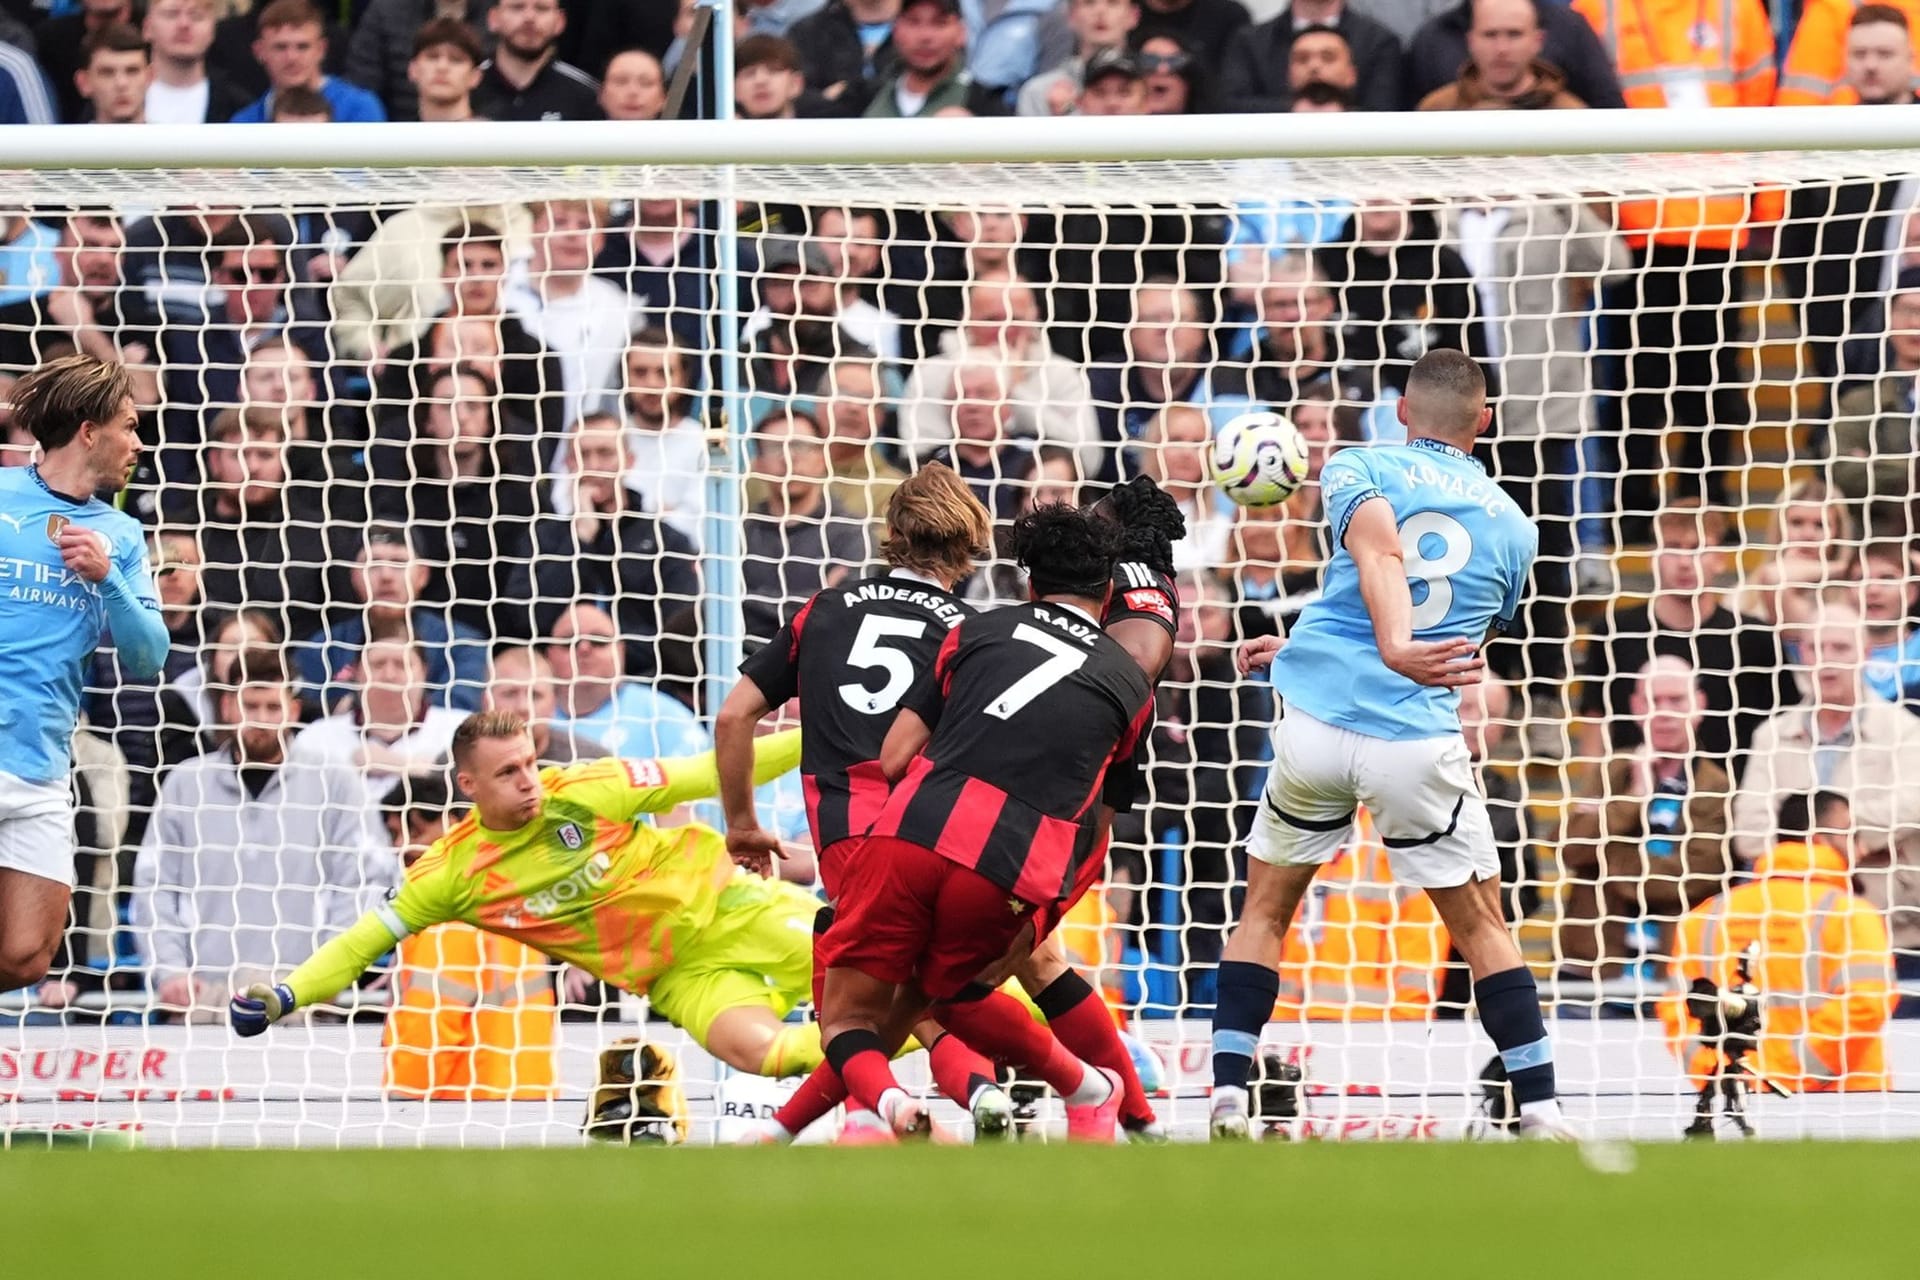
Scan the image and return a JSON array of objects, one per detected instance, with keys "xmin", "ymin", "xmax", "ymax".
[
  {"xmin": 1210, "ymin": 1085, "xmax": 1252, "ymax": 1141},
  {"xmin": 584, "ymin": 1038, "xmax": 689, "ymax": 1146},
  {"xmin": 969, "ymin": 1082, "xmax": 1017, "ymax": 1143},
  {"xmin": 1252, "ymin": 1048, "xmax": 1305, "ymax": 1139}
]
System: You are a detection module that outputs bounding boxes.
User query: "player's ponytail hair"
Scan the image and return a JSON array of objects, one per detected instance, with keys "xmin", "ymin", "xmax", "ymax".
[
  {"xmin": 10, "ymin": 353, "xmax": 134, "ymax": 451},
  {"xmin": 882, "ymin": 462, "xmax": 993, "ymax": 586},
  {"xmin": 1013, "ymin": 502, "xmax": 1123, "ymax": 602},
  {"xmin": 451, "ymin": 709, "xmax": 531, "ymax": 772}
]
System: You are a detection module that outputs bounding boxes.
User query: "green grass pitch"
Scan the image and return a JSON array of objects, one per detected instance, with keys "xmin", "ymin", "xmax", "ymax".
[{"xmin": 6, "ymin": 1141, "xmax": 1915, "ymax": 1279}]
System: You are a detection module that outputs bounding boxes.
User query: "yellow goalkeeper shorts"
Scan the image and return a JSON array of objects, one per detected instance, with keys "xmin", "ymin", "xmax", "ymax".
[{"xmin": 648, "ymin": 874, "xmax": 819, "ymax": 1048}]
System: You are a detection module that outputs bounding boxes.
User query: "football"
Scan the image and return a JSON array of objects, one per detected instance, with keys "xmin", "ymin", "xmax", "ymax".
[{"xmin": 1209, "ymin": 411, "xmax": 1311, "ymax": 508}]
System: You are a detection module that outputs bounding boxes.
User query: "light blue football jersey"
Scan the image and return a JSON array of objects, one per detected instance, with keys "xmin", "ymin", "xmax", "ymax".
[
  {"xmin": 1272, "ymin": 438, "xmax": 1537, "ymax": 741},
  {"xmin": 0, "ymin": 465, "xmax": 159, "ymax": 784}
]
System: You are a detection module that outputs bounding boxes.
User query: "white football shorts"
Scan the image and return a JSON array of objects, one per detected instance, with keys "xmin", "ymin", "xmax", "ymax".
[
  {"xmin": 0, "ymin": 770, "xmax": 75, "ymax": 887},
  {"xmin": 1247, "ymin": 708, "xmax": 1498, "ymax": 890}
]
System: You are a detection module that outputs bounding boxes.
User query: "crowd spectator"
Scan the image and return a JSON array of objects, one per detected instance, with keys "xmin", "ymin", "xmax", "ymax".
[
  {"xmin": 503, "ymin": 411, "xmax": 700, "ymax": 678},
  {"xmin": 1212, "ymin": 253, "xmax": 1355, "ymax": 414},
  {"xmin": 901, "ymin": 271, "xmax": 1098, "ymax": 476},
  {"xmin": 1135, "ymin": 31, "xmax": 1209, "ymax": 113},
  {"xmin": 735, "ymin": 34, "xmax": 814, "ymax": 119},
  {"xmin": 595, "ymin": 327, "xmax": 707, "ymax": 547},
  {"xmin": 365, "ymin": 363, "xmax": 539, "ymax": 633},
  {"xmin": 1779, "ymin": 0, "xmax": 1920, "ymax": 104},
  {"xmin": 132, "ymin": 646, "xmax": 393, "ymax": 1020},
  {"xmin": 40, "ymin": 0, "xmax": 137, "ymax": 123},
  {"xmin": 1403, "ymin": 0, "xmax": 1623, "ymax": 109},
  {"xmin": 291, "ymin": 635, "xmax": 466, "ymax": 801},
  {"xmin": 1557, "ymin": 656, "xmax": 1732, "ymax": 981},
  {"xmin": 1731, "ymin": 479, "xmax": 1862, "ymax": 627},
  {"xmin": 398, "ymin": 17, "xmax": 486, "ymax": 122},
  {"xmin": 1832, "ymin": 272, "xmax": 1920, "ymax": 519},
  {"xmin": 1135, "ymin": 403, "xmax": 1229, "ymax": 574},
  {"xmin": 143, "ymin": 0, "xmax": 250, "ymax": 123},
  {"xmin": 1733, "ymin": 602, "xmax": 1920, "ymax": 967},
  {"xmin": 1316, "ymin": 201, "xmax": 1479, "ymax": 406},
  {"xmin": 816, "ymin": 356, "xmax": 907, "ymax": 521},
  {"xmin": 787, "ymin": 0, "xmax": 901, "ymax": 116},
  {"xmin": 1086, "ymin": 277, "xmax": 1223, "ymax": 476},
  {"xmin": 232, "ymin": 0, "xmax": 387, "ymax": 124},
  {"xmin": 184, "ymin": 407, "xmax": 335, "ymax": 642},
  {"xmin": 1415, "ymin": 0, "xmax": 1586, "ymax": 109},
  {"xmin": 328, "ymin": 202, "xmax": 532, "ymax": 362},
  {"xmin": 1571, "ymin": 0, "xmax": 1775, "ymax": 525},
  {"xmin": 1780, "ymin": 7, "xmax": 1919, "ymax": 384},
  {"xmin": 295, "ymin": 525, "xmax": 490, "ymax": 715},
  {"xmin": 742, "ymin": 409, "xmax": 872, "ymax": 640},
  {"xmin": 599, "ymin": 47, "xmax": 668, "ymax": 120},
  {"xmin": 159, "ymin": 609, "xmax": 286, "ymax": 769},
  {"xmin": 1576, "ymin": 502, "xmax": 1794, "ymax": 770},
  {"xmin": 863, "ymin": 0, "xmax": 1003, "ymax": 117},
  {"xmin": 1860, "ymin": 542, "xmax": 1920, "ymax": 707},
  {"xmin": 1220, "ymin": 1, "xmax": 1400, "ymax": 113},
  {"xmin": 1136, "ymin": 0, "xmax": 1252, "ymax": 76},
  {"xmin": 545, "ymin": 602, "xmax": 709, "ymax": 759},
  {"xmin": 74, "ymin": 23, "xmax": 151, "ymax": 124},
  {"xmin": 506, "ymin": 198, "xmax": 642, "ymax": 432},
  {"xmin": 475, "ymin": 0, "xmax": 601, "ymax": 120},
  {"xmin": 345, "ymin": 1, "xmax": 489, "ymax": 120},
  {"xmin": 484, "ymin": 644, "xmax": 610, "ymax": 766},
  {"xmin": 1018, "ymin": 0, "xmax": 1139, "ymax": 115}
]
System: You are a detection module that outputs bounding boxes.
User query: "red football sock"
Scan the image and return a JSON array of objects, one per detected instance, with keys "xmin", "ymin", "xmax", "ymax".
[
  {"xmin": 933, "ymin": 991, "xmax": 1087, "ymax": 1098},
  {"xmin": 926, "ymin": 1031, "xmax": 998, "ymax": 1110},
  {"xmin": 825, "ymin": 1031, "xmax": 907, "ymax": 1117},
  {"xmin": 1036, "ymin": 971, "xmax": 1156, "ymax": 1128},
  {"xmin": 772, "ymin": 1062, "xmax": 848, "ymax": 1136}
]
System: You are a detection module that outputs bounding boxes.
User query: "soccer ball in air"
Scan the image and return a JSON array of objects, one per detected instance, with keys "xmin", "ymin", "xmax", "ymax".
[{"xmin": 1209, "ymin": 411, "xmax": 1310, "ymax": 508}]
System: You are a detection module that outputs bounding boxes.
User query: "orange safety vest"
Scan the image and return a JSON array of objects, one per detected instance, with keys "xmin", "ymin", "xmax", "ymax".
[
  {"xmin": 1658, "ymin": 840, "xmax": 1896, "ymax": 1092},
  {"xmin": 1571, "ymin": 0, "xmax": 1780, "ymax": 248},
  {"xmin": 384, "ymin": 922, "xmax": 560, "ymax": 1101},
  {"xmin": 1057, "ymin": 876, "xmax": 1130, "ymax": 1012},
  {"xmin": 1777, "ymin": 0, "xmax": 1920, "ymax": 104},
  {"xmin": 1274, "ymin": 811, "xmax": 1449, "ymax": 1022}
]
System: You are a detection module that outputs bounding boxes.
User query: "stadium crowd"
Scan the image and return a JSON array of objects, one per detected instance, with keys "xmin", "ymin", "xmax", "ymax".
[{"xmin": 0, "ymin": 0, "xmax": 1915, "ymax": 1091}]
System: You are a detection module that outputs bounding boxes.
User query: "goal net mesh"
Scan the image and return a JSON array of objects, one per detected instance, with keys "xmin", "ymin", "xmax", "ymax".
[{"xmin": 3, "ymin": 146, "xmax": 1918, "ymax": 1145}]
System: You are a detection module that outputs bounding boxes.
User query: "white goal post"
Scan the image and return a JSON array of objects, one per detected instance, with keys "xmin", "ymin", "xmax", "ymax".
[{"xmin": 1, "ymin": 109, "xmax": 1918, "ymax": 1146}]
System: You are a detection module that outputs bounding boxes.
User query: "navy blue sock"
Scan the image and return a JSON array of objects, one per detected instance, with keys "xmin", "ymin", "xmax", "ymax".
[
  {"xmin": 1475, "ymin": 966, "xmax": 1555, "ymax": 1107},
  {"xmin": 1211, "ymin": 961, "xmax": 1279, "ymax": 1091}
]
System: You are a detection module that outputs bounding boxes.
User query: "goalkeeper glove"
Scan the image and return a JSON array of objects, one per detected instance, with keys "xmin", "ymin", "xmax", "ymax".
[{"xmin": 229, "ymin": 982, "xmax": 295, "ymax": 1038}]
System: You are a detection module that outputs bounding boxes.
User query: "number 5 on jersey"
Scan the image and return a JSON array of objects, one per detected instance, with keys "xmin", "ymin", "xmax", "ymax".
[{"xmin": 838, "ymin": 615, "xmax": 929, "ymax": 715}]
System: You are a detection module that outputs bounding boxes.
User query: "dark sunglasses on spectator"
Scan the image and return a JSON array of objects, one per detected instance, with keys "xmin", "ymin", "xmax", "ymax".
[
  {"xmin": 221, "ymin": 264, "xmax": 285, "ymax": 285},
  {"xmin": 1137, "ymin": 52, "xmax": 1190, "ymax": 73}
]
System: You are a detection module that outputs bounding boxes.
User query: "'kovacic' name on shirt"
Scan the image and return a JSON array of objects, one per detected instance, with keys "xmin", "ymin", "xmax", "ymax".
[{"xmin": 1405, "ymin": 459, "xmax": 1511, "ymax": 518}]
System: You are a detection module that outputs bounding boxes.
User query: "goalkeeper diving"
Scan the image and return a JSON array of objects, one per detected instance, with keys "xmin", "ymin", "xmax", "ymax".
[{"xmin": 229, "ymin": 711, "xmax": 829, "ymax": 1083}]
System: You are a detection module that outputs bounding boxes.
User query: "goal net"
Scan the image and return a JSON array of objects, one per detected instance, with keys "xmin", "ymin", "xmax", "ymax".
[{"xmin": 5, "ymin": 116, "xmax": 1919, "ymax": 1146}]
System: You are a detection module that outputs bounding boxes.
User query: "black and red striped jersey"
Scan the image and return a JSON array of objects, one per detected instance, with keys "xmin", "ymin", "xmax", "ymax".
[
  {"xmin": 738, "ymin": 571, "xmax": 970, "ymax": 854},
  {"xmin": 870, "ymin": 599, "xmax": 1155, "ymax": 906},
  {"xmin": 1104, "ymin": 558, "xmax": 1178, "ymax": 641}
]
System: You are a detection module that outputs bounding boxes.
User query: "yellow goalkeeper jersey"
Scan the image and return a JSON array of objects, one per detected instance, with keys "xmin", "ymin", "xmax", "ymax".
[{"xmin": 281, "ymin": 732, "xmax": 801, "ymax": 1009}]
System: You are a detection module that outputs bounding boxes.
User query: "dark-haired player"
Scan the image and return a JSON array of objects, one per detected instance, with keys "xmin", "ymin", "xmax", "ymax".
[
  {"xmin": 815, "ymin": 504, "xmax": 1156, "ymax": 1139},
  {"xmin": 717, "ymin": 463, "xmax": 1013, "ymax": 1140}
]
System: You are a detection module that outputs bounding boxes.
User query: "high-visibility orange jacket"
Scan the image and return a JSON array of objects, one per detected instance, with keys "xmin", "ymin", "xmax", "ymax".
[
  {"xmin": 1571, "ymin": 0, "xmax": 1779, "ymax": 248},
  {"xmin": 1778, "ymin": 0, "xmax": 1920, "ymax": 103},
  {"xmin": 383, "ymin": 922, "xmax": 560, "ymax": 1101},
  {"xmin": 1274, "ymin": 811, "xmax": 1449, "ymax": 1022},
  {"xmin": 1659, "ymin": 840, "xmax": 1897, "ymax": 1092}
]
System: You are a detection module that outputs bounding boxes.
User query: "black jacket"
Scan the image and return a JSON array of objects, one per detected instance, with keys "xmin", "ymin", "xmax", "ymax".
[
  {"xmin": 1314, "ymin": 209, "xmax": 1483, "ymax": 397},
  {"xmin": 787, "ymin": 0, "xmax": 900, "ymax": 117},
  {"xmin": 1403, "ymin": 0, "xmax": 1625, "ymax": 110},
  {"xmin": 1132, "ymin": 0, "xmax": 1253, "ymax": 77},
  {"xmin": 1218, "ymin": 6, "xmax": 1404, "ymax": 113},
  {"xmin": 344, "ymin": 0, "xmax": 492, "ymax": 120},
  {"xmin": 184, "ymin": 484, "xmax": 344, "ymax": 644},
  {"xmin": 500, "ymin": 488, "xmax": 701, "ymax": 679}
]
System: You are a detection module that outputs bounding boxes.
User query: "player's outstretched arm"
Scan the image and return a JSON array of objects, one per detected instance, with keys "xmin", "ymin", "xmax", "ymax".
[
  {"xmin": 1345, "ymin": 499, "xmax": 1484, "ymax": 689},
  {"xmin": 630, "ymin": 728, "xmax": 803, "ymax": 816},
  {"xmin": 228, "ymin": 910, "xmax": 406, "ymax": 1037},
  {"xmin": 713, "ymin": 678, "xmax": 785, "ymax": 874}
]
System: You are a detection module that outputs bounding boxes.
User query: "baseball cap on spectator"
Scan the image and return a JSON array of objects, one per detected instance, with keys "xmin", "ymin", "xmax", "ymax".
[
  {"xmin": 1083, "ymin": 47, "xmax": 1144, "ymax": 87},
  {"xmin": 901, "ymin": 0, "xmax": 963, "ymax": 16},
  {"xmin": 759, "ymin": 237, "xmax": 835, "ymax": 276}
]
